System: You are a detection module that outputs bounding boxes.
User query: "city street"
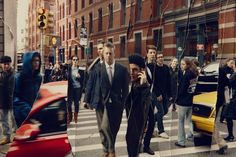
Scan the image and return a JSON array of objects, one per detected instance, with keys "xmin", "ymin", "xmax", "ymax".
[{"xmin": 67, "ymin": 105, "xmax": 236, "ymax": 157}]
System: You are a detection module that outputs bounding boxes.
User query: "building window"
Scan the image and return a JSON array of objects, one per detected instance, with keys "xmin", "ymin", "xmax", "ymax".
[
  {"xmin": 153, "ymin": 29, "xmax": 162, "ymax": 51},
  {"xmin": 120, "ymin": 0, "xmax": 126, "ymax": 25},
  {"xmin": 82, "ymin": 0, "xmax": 85, "ymax": 9},
  {"xmin": 135, "ymin": 33, "xmax": 142, "ymax": 54},
  {"xmin": 153, "ymin": 0, "xmax": 161, "ymax": 17},
  {"xmin": 69, "ymin": 22, "xmax": 71, "ymax": 39},
  {"xmin": 59, "ymin": 5, "xmax": 61, "ymax": 19},
  {"xmin": 74, "ymin": 19, "xmax": 78, "ymax": 38},
  {"xmin": 135, "ymin": 0, "xmax": 142, "ymax": 22},
  {"xmin": 120, "ymin": 36, "xmax": 126, "ymax": 57},
  {"xmin": 108, "ymin": 38, "xmax": 113, "ymax": 43},
  {"xmin": 81, "ymin": 16, "xmax": 85, "ymax": 28},
  {"xmin": 63, "ymin": 3, "xmax": 65, "ymax": 18},
  {"xmin": 89, "ymin": 42, "xmax": 93, "ymax": 59},
  {"xmin": 108, "ymin": 3, "xmax": 113, "ymax": 29},
  {"xmin": 60, "ymin": 27, "xmax": 61, "ymax": 39},
  {"xmin": 75, "ymin": 45, "xmax": 78, "ymax": 56},
  {"xmin": 75, "ymin": 0, "xmax": 78, "ymax": 12},
  {"xmin": 69, "ymin": 46, "xmax": 72, "ymax": 59},
  {"xmin": 81, "ymin": 46, "xmax": 85, "ymax": 59},
  {"xmin": 68, "ymin": 0, "xmax": 71, "ymax": 15},
  {"xmin": 89, "ymin": 12, "xmax": 93, "ymax": 34},
  {"xmin": 98, "ymin": 8, "xmax": 103, "ymax": 32},
  {"xmin": 63, "ymin": 25, "xmax": 65, "ymax": 41},
  {"xmin": 89, "ymin": 0, "xmax": 93, "ymax": 5}
]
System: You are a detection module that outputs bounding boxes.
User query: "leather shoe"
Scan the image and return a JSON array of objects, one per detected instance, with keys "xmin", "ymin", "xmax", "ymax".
[
  {"xmin": 175, "ymin": 142, "xmax": 186, "ymax": 148},
  {"xmin": 224, "ymin": 135, "xmax": 234, "ymax": 142},
  {"xmin": 143, "ymin": 147, "xmax": 155, "ymax": 155},
  {"xmin": 108, "ymin": 152, "xmax": 116, "ymax": 157},
  {"xmin": 216, "ymin": 145, "xmax": 228, "ymax": 154}
]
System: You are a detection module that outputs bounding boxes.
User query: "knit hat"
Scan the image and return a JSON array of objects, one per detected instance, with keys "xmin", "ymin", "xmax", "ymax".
[
  {"xmin": 0, "ymin": 56, "xmax": 12, "ymax": 63},
  {"xmin": 128, "ymin": 54, "xmax": 146, "ymax": 69}
]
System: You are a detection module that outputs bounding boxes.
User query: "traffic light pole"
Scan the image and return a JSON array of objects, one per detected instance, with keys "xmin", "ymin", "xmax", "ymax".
[{"xmin": 40, "ymin": 29, "xmax": 44, "ymax": 81}]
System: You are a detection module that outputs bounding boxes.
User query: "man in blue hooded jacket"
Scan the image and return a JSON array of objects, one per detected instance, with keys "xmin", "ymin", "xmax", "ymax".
[{"xmin": 13, "ymin": 52, "xmax": 42, "ymax": 127}]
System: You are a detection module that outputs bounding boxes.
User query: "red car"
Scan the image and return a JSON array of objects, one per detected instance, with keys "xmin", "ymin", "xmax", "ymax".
[{"xmin": 6, "ymin": 81, "xmax": 74, "ymax": 157}]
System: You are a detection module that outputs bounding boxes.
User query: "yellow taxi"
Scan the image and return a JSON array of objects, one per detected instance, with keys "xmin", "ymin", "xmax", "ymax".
[{"xmin": 192, "ymin": 91, "xmax": 217, "ymax": 136}]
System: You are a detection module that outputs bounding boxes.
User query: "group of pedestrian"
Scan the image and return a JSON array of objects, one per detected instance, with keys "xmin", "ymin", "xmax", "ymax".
[
  {"xmin": 45, "ymin": 62, "xmax": 68, "ymax": 83},
  {"xmin": 1, "ymin": 43, "xmax": 235, "ymax": 157},
  {"xmin": 0, "ymin": 52, "xmax": 42, "ymax": 145},
  {"xmin": 80, "ymin": 42, "xmax": 199, "ymax": 157}
]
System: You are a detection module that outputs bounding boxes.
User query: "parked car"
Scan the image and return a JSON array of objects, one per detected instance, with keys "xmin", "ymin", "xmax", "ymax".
[
  {"xmin": 192, "ymin": 91, "xmax": 217, "ymax": 146},
  {"xmin": 195, "ymin": 62, "xmax": 219, "ymax": 94},
  {"xmin": 6, "ymin": 81, "xmax": 74, "ymax": 157}
]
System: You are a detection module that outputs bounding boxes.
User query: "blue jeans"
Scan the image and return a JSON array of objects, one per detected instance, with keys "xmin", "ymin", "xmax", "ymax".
[
  {"xmin": 0, "ymin": 109, "xmax": 16, "ymax": 140},
  {"xmin": 154, "ymin": 94, "xmax": 170, "ymax": 134},
  {"xmin": 177, "ymin": 105, "xmax": 193, "ymax": 145}
]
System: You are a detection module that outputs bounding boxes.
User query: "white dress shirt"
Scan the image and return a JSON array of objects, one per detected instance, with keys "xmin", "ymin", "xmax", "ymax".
[{"xmin": 105, "ymin": 61, "xmax": 115, "ymax": 83}]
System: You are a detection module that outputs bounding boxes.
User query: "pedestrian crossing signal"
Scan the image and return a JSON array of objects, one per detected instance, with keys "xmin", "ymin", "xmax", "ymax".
[{"xmin": 37, "ymin": 8, "xmax": 47, "ymax": 29}]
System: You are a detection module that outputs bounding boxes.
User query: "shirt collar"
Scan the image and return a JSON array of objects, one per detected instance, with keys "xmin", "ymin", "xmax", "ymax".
[{"xmin": 105, "ymin": 61, "xmax": 115, "ymax": 69}]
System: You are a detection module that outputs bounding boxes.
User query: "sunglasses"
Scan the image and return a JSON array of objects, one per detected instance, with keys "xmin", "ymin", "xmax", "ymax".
[{"xmin": 72, "ymin": 59, "xmax": 78, "ymax": 61}]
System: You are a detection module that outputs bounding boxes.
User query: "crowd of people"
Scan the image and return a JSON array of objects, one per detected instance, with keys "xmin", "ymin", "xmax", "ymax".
[{"xmin": 0, "ymin": 41, "xmax": 235, "ymax": 157}]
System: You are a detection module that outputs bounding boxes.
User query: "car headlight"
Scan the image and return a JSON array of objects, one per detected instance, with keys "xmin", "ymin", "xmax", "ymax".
[
  {"xmin": 66, "ymin": 151, "xmax": 75, "ymax": 157},
  {"xmin": 211, "ymin": 110, "xmax": 216, "ymax": 118}
]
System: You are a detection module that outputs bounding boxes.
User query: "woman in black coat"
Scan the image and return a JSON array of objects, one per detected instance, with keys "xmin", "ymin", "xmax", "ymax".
[
  {"xmin": 217, "ymin": 59, "xmax": 234, "ymax": 122},
  {"xmin": 224, "ymin": 67, "xmax": 236, "ymax": 142},
  {"xmin": 175, "ymin": 58, "xmax": 198, "ymax": 147}
]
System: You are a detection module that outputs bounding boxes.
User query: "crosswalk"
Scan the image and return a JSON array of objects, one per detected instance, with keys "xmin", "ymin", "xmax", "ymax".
[{"xmin": 67, "ymin": 109, "xmax": 236, "ymax": 157}]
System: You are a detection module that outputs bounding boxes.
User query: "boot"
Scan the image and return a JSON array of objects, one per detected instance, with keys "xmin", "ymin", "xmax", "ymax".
[
  {"xmin": 74, "ymin": 112, "xmax": 78, "ymax": 123},
  {"xmin": 67, "ymin": 112, "xmax": 72, "ymax": 124},
  {"xmin": 108, "ymin": 152, "xmax": 116, "ymax": 157}
]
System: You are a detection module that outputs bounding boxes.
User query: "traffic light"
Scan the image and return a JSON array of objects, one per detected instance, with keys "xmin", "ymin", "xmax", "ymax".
[
  {"xmin": 46, "ymin": 11, "xmax": 54, "ymax": 29},
  {"xmin": 37, "ymin": 8, "xmax": 47, "ymax": 29}
]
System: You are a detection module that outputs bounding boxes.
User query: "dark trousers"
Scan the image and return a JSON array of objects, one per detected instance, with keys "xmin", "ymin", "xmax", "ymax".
[
  {"xmin": 67, "ymin": 87, "xmax": 81, "ymax": 113},
  {"xmin": 143, "ymin": 93, "xmax": 156, "ymax": 148},
  {"xmin": 155, "ymin": 95, "xmax": 168, "ymax": 134},
  {"xmin": 97, "ymin": 106, "xmax": 115, "ymax": 153},
  {"xmin": 226, "ymin": 118, "xmax": 234, "ymax": 137}
]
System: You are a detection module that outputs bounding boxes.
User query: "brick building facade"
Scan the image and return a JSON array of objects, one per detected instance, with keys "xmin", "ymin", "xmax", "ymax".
[{"xmin": 55, "ymin": 0, "xmax": 236, "ymax": 64}]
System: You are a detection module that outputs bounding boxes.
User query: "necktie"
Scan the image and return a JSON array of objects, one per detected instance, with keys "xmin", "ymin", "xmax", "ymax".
[{"xmin": 108, "ymin": 66, "xmax": 113, "ymax": 84}]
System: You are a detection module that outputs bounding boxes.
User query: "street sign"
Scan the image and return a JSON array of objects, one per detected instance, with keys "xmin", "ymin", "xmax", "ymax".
[{"xmin": 80, "ymin": 27, "xmax": 88, "ymax": 46}]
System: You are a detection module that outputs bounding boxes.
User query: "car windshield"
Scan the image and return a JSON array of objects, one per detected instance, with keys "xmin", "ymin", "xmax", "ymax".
[{"xmin": 203, "ymin": 62, "xmax": 219, "ymax": 74}]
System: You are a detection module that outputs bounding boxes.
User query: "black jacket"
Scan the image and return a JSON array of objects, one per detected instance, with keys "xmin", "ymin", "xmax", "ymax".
[
  {"xmin": 169, "ymin": 67, "xmax": 178, "ymax": 99},
  {"xmin": 0, "ymin": 68, "xmax": 15, "ymax": 109},
  {"xmin": 216, "ymin": 66, "xmax": 234, "ymax": 113},
  {"xmin": 84, "ymin": 62, "xmax": 101, "ymax": 104},
  {"xmin": 91, "ymin": 62, "xmax": 129, "ymax": 110},
  {"xmin": 176, "ymin": 69, "xmax": 197, "ymax": 106},
  {"xmin": 125, "ymin": 83, "xmax": 151, "ymax": 157},
  {"xmin": 148, "ymin": 64, "xmax": 171, "ymax": 97}
]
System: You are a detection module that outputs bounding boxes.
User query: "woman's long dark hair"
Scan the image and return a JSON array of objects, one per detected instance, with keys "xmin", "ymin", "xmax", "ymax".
[{"xmin": 181, "ymin": 58, "xmax": 199, "ymax": 77}]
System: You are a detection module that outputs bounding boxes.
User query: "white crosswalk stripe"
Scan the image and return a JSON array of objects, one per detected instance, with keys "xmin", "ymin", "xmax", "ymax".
[{"xmin": 67, "ymin": 109, "xmax": 232, "ymax": 157}]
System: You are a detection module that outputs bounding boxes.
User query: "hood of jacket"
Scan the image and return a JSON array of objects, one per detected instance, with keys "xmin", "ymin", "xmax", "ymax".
[{"xmin": 22, "ymin": 52, "xmax": 41, "ymax": 76}]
